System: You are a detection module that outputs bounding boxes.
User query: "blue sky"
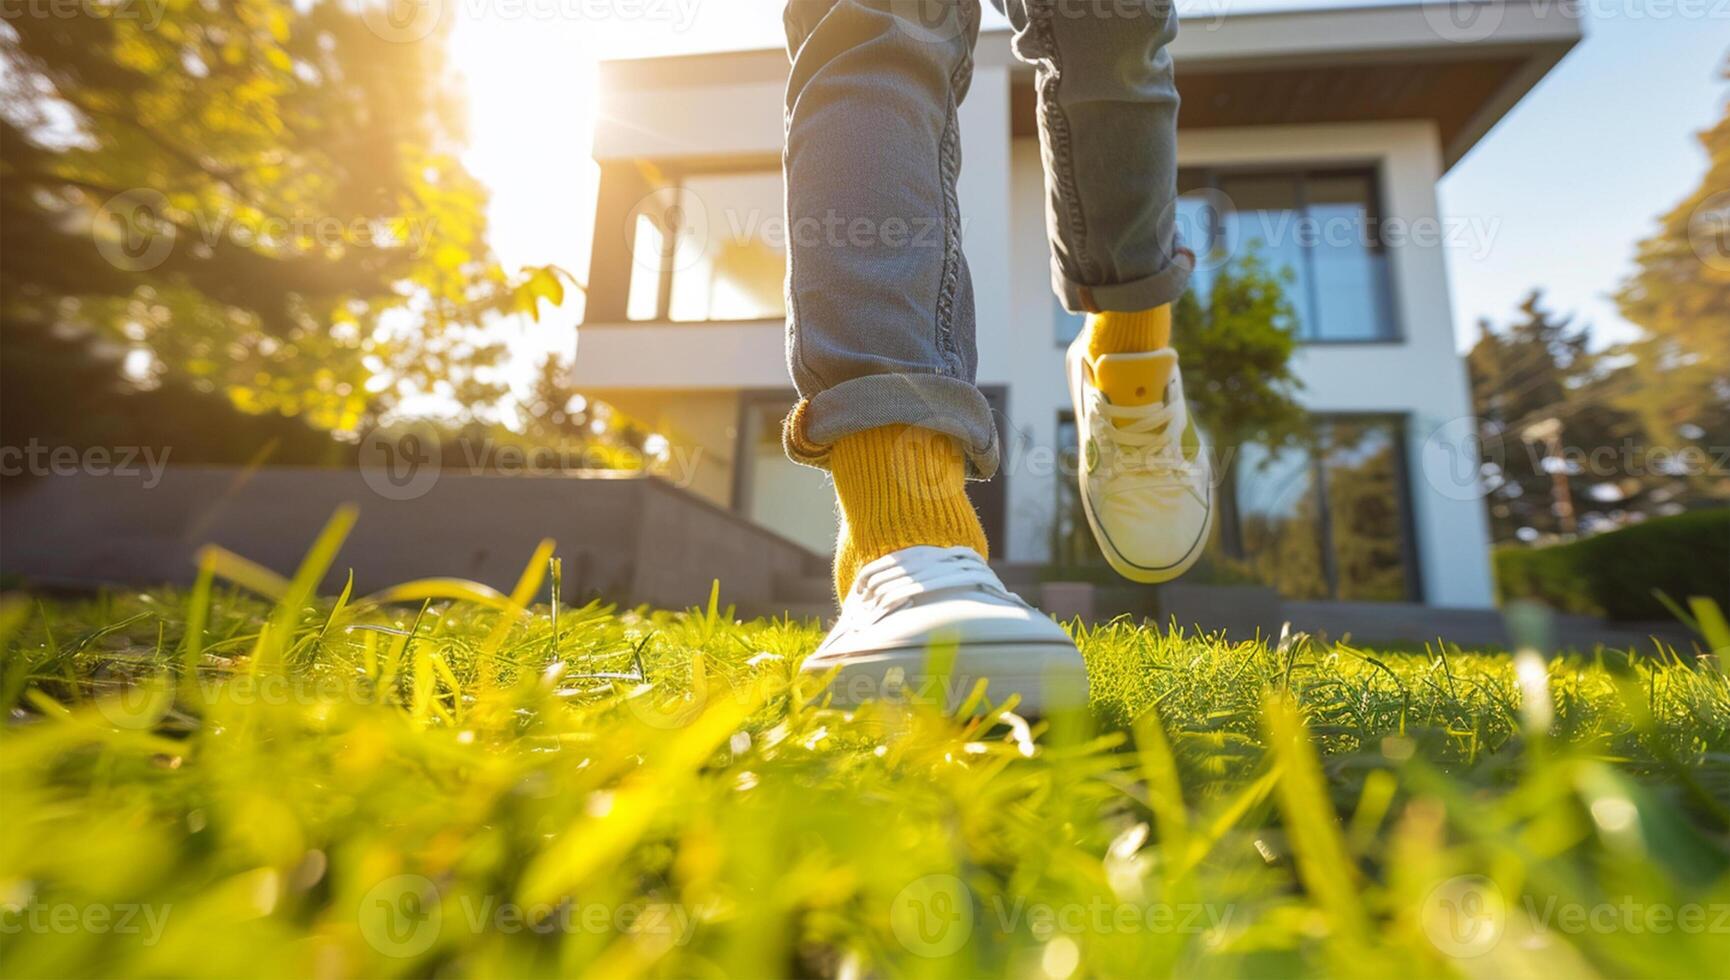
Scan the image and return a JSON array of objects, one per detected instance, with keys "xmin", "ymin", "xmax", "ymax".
[
  {"xmin": 452, "ymin": 0, "xmax": 1727, "ymax": 356},
  {"xmin": 1435, "ymin": 4, "xmax": 1725, "ymax": 347}
]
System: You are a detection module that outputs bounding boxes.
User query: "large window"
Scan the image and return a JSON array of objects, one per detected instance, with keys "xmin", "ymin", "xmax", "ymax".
[
  {"xmin": 1054, "ymin": 414, "xmax": 1419, "ymax": 602},
  {"xmin": 627, "ymin": 170, "xmax": 786, "ymax": 324},
  {"xmin": 1234, "ymin": 418, "xmax": 1417, "ymax": 601},
  {"xmin": 1057, "ymin": 167, "xmax": 1397, "ymax": 344},
  {"xmin": 735, "ymin": 397, "xmax": 837, "ymax": 557}
]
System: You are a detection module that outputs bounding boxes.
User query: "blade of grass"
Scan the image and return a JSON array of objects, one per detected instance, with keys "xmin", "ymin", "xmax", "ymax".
[
  {"xmin": 195, "ymin": 545, "xmax": 290, "ymax": 601},
  {"xmin": 1262, "ymin": 693, "xmax": 1371, "ymax": 952},
  {"xmin": 179, "ymin": 549, "xmax": 216, "ymax": 698}
]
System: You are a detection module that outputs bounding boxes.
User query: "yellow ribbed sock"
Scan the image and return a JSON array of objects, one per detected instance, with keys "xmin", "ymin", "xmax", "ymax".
[
  {"xmin": 830, "ymin": 424, "xmax": 989, "ymax": 600},
  {"xmin": 1086, "ymin": 305, "xmax": 1173, "ymax": 361}
]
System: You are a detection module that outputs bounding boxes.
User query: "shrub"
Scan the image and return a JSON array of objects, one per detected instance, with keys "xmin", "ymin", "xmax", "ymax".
[{"xmin": 1495, "ymin": 509, "xmax": 1730, "ymax": 621}]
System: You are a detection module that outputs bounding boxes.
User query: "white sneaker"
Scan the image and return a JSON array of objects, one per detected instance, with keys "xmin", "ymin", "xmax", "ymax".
[
  {"xmin": 1066, "ymin": 327, "xmax": 1215, "ymax": 584},
  {"xmin": 799, "ymin": 546, "xmax": 1088, "ymax": 714}
]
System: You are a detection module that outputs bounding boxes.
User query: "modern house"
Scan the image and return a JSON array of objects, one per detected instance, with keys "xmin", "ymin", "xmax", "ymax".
[{"xmin": 572, "ymin": 2, "xmax": 1583, "ymax": 612}]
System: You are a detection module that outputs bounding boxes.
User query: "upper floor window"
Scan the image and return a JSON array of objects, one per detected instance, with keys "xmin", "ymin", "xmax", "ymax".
[
  {"xmin": 1188, "ymin": 167, "xmax": 1397, "ymax": 342},
  {"xmin": 626, "ymin": 170, "xmax": 786, "ymax": 324},
  {"xmin": 1057, "ymin": 166, "xmax": 1398, "ymax": 344}
]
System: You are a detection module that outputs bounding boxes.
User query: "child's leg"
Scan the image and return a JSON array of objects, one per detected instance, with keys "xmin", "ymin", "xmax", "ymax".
[
  {"xmin": 994, "ymin": 0, "xmax": 1190, "ymax": 349},
  {"xmin": 780, "ymin": 0, "xmax": 993, "ymax": 598},
  {"xmin": 996, "ymin": 0, "xmax": 1214, "ymax": 584}
]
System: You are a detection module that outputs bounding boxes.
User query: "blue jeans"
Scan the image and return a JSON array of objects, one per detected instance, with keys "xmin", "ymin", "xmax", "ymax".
[{"xmin": 781, "ymin": 0, "xmax": 1191, "ymax": 479}]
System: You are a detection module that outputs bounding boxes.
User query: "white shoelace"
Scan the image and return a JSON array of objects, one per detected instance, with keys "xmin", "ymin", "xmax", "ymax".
[
  {"xmin": 1092, "ymin": 391, "xmax": 1190, "ymax": 483},
  {"xmin": 845, "ymin": 547, "xmax": 1022, "ymax": 625}
]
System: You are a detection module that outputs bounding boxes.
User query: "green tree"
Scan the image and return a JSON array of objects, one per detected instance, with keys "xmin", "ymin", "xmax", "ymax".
[
  {"xmin": 1466, "ymin": 291, "xmax": 1665, "ymax": 544},
  {"xmin": 1613, "ymin": 63, "xmax": 1730, "ymax": 463},
  {"xmin": 0, "ymin": 0, "xmax": 568, "ymax": 441},
  {"xmin": 1172, "ymin": 249, "xmax": 1307, "ymax": 558}
]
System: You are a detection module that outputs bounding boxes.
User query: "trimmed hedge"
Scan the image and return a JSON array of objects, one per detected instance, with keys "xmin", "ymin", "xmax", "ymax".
[{"xmin": 1495, "ymin": 509, "xmax": 1730, "ymax": 621}]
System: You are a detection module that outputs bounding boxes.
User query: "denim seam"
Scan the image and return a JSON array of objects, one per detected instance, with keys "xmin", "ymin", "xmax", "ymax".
[
  {"xmin": 933, "ymin": 2, "xmax": 976, "ymax": 379},
  {"xmin": 1029, "ymin": 0, "xmax": 1098, "ymax": 291},
  {"xmin": 781, "ymin": 6, "xmax": 828, "ymax": 394}
]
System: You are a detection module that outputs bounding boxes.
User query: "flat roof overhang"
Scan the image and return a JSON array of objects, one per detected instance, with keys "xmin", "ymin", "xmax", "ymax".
[{"xmin": 597, "ymin": 0, "xmax": 1583, "ymax": 172}]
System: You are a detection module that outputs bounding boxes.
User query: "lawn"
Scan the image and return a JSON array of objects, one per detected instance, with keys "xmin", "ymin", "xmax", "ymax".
[{"xmin": 2, "ymin": 512, "xmax": 1728, "ymax": 978}]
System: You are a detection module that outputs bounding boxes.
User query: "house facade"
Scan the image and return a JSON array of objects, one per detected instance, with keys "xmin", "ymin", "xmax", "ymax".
[{"xmin": 573, "ymin": 2, "xmax": 1581, "ymax": 610}]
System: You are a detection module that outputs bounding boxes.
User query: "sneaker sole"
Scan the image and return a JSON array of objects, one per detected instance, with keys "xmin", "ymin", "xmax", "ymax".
[
  {"xmin": 1065, "ymin": 332, "xmax": 1215, "ymax": 585},
  {"xmin": 800, "ymin": 641, "xmax": 1090, "ymax": 715}
]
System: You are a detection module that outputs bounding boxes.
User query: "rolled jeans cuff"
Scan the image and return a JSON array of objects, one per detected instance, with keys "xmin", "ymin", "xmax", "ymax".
[
  {"xmin": 783, "ymin": 373, "xmax": 1001, "ymax": 480},
  {"xmin": 1053, "ymin": 248, "xmax": 1195, "ymax": 315}
]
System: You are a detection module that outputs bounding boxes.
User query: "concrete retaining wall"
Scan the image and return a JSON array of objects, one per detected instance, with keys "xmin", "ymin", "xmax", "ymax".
[{"xmin": 0, "ymin": 467, "xmax": 823, "ymax": 610}]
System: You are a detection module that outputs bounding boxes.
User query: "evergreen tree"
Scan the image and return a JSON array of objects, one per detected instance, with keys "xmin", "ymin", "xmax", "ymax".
[
  {"xmin": 1613, "ymin": 63, "xmax": 1730, "ymax": 476},
  {"xmin": 1467, "ymin": 291, "xmax": 1664, "ymax": 543}
]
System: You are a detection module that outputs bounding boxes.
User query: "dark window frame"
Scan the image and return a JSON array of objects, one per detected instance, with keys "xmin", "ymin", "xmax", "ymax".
[
  {"xmin": 622, "ymin": 157, "xmax": 786, "ymax": 326},
  {"xmin": 1054, "ymin": 409, "xmax": 1423, "ymax": 602},
  {"xmin": 1055, "ymin": 163, "xmax": 1405, "ymax": 347},
  {"xmin": 1191, "ymin": 163, "xmax": 1404, "ymax": 345}
]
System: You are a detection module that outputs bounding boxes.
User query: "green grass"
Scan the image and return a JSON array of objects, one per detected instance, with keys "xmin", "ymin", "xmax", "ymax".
[{"xmin": 2, "ymin": 511, "xmax": 1729, "ymax": 978}]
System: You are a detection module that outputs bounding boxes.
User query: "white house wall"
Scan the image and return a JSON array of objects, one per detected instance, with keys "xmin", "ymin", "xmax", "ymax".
[
  {"xmin": 583, "ymin": 62, "xmax": 1500, "ymax": 609},
  {"xmin": 998, "ymin": 118, "xmax": 1496, "ymax": 607}
]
